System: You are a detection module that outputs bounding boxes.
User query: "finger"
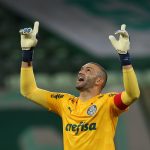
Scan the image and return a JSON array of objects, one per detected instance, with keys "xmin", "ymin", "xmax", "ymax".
[
  {"xmin": 115, "ymin": 30, "xmax": 129, "ymax": 38},
  {"xmin": 115, "ymin": 30, "xmax": 123, "ymax": 35},
  {"xmin": 115, "ymin": 30, "xmax": 126, "ymax": 35},
  {"xmin": 109, "ymin": 35, "xmax": 117, "ymax": 47},
  {"xmin": 33, "ymin": 21, "xmax": 39, "ymax": 35},
  {"xmin": 19, "ymin": 29, "xmax": 23, "ymax": 34},
  {"xmin": 19, "ymin": 28, "xmax": 32, "ymax": 35},
  {"xmin": 121, "ymin": 24, "xmax": 126, "ymax": 30}
]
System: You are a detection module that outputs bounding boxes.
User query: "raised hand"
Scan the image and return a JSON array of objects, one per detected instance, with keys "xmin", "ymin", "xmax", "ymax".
[
  {"xmin": 109, "ymin": 24, "xmax": 130, "ymax": 54},
  {"xmin": 20, "ymin": 21, "xmax": 39, "ymax": 50}
]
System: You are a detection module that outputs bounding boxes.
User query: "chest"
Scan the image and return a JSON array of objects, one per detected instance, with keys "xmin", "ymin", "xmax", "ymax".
[
  {"xmin": 62, "ymin": 97, "xmax": 110, "ymax": 123},
  {"xmin": 61, "ymin": 98, "xmax": 114, "ymax": 137}
]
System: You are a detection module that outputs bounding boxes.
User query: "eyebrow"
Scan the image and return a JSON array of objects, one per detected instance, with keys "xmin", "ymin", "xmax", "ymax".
[{"xmin": 81, "ymin": 66, "xmax": 94, "ymax": 70}]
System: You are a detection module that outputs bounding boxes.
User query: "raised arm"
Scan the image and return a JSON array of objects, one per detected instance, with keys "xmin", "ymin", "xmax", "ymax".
[
  {"xmin": 20, "ymin": 64, "xmax": 50, "ymax": 109},
  {"xmin": 121, "ymin": 64, "xmax": 140, "ymax": 106},
  {"xmin": 20, "ymin": 21, "xmax": 51, "ymax": 109},
  {"xmin": 109, "ymin": 24, "xmax": 140, "ymax": 109}
]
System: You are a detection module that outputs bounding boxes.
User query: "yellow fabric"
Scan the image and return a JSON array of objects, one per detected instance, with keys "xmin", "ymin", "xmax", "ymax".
[
  {"xmin": 61, "ymin": 93, "xmax": 125, "ymax": 150},
  {"xmin": 121, "ymin": 67, "xmax": 140, "ymax": 105},
  {"xmin": 20, "ymin": 67, "xmax": 72, "ymax": 114},
  {"xmin": 20, "ymin": 67, "xmax": 126, "ymax": 150}
]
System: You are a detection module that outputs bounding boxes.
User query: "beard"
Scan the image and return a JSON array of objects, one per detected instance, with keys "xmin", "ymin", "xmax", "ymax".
[{"xmin": 76, "ymin": 77, "xmax": 97, "ymax": 91}]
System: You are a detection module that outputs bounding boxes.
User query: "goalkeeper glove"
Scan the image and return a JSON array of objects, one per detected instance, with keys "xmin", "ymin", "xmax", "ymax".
[
  {"xmin": 109, "ymin": 24, "xmax": 131, "ymax": 66},
  {"xmin": 109, "ymin": 24, "xmax": 130, "ymax": 54},
  {"xmin": 19, "ymin": 21, "xmax": 39, "ymax": 62}
]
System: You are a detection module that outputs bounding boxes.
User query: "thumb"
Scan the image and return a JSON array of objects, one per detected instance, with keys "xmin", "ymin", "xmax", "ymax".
[{"xmin": 109, "ymin": 35, "xmax": 117, "ymax": 48}]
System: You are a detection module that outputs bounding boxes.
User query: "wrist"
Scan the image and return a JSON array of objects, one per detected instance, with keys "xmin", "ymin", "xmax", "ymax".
[
  {"xmin": 123, "ymin": 65, "xmax": 132, "ymax": 69},
  {"xmin": 21, "ymin": 61, "xmax": 32, "ymax": 67},
  {"xmin": 119, "ymin": 52, "xmax": 131, "ymax": 66},
  {"xmin": 22, "ymin": 48, "xmax": 33, "ymax": 62},
  {"xmin": 22, "ymin": 47, "xmax": 32, "ymax": 50}
]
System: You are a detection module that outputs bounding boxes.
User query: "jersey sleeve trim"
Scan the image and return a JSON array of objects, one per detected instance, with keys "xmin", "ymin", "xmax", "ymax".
[{"xmin": 114, "ymin": 93, "xmax": 128, "ymax": 110}]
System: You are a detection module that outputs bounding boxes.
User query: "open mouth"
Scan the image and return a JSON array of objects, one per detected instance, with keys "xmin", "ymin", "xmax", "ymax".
[
  {"xmin": 77, "ymin": 74, "xmax": 85, "ymax": 82},
  {"xmin": 78, "ymin": 77, "xmax": 84, "ymax": 81}
]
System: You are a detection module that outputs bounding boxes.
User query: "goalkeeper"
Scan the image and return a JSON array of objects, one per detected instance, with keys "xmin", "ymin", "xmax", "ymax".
[{"xmin": 20, "ymin": 22, "xmax": 140, "ymax": 150}]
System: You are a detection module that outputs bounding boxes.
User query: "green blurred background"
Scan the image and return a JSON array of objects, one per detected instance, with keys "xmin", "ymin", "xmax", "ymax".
[{"xmin": 0, "ymin": 0, "xmax": 150, "ymax": 150}]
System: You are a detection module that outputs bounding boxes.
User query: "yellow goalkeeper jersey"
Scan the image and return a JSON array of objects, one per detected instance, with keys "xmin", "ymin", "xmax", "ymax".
[
  {"xmin": 21, "ymin": 67, "xmax": 141, "ymax": 150},
  {"xmin": 46, "ymin": 91, "xmax": 125, "ymax": 150}
]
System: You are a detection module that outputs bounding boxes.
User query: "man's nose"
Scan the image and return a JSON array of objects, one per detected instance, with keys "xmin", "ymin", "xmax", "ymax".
[{"xmin": 79, "ymin": 69, "xmax": 85, "ymax": 74}]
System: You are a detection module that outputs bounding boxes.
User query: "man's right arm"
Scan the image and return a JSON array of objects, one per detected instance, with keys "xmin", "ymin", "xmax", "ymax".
[
  {"xmin": 20, "ymin": 22, "xmax": 64, "ymax": 113},
  {"xmin": 20, "ymin": 62, "xmax": 51, "ymax": 109}
]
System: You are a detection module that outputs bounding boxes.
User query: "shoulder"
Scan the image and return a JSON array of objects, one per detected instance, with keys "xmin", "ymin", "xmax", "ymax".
[
  {"xmin": 100, "ymin": 92, "xmax": 118, "ymax": 98},
  {"xmin": 95, "ymin": 92, "xmax": 118, "ymax": 104},
  {"xmin": 99, "ymin": 92, "xmax": 119, "ymax": 103},
  {"xmin": 107, "ymin": 92, "xmax": 118, "ymax": 97}
]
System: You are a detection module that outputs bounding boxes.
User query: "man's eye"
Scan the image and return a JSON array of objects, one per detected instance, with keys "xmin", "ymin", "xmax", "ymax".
[{"xmin": 87, "ymin": 69, "xmax": 91, "ymax": 72}]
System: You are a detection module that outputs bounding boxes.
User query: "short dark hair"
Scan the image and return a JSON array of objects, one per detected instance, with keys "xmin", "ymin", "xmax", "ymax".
[{"xmin": 88, "ymin": 62, "xmax": 107, "ymax": 89}]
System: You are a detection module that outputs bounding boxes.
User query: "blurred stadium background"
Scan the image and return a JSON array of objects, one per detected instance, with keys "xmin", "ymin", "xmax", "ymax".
[{"xmin": 0, "ymin": 0, "xmax": 150, "ymax": 150}]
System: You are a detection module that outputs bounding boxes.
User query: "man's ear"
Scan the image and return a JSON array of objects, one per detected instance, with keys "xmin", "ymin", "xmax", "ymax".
[{"xmin": 96, "ymin": 77, "xmax": 104, "ymax": 86}]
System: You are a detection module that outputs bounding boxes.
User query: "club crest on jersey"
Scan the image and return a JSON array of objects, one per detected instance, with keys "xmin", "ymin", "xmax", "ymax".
[{"xmin": 87, "ymin": 105, "xmax": 97, "ymax": 116}]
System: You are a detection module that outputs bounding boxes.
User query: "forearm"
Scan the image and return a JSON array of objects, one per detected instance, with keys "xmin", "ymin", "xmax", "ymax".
[
  {"xmin": 121, "ymin": 65, "xmax": 140, "ymax": 105},
  {"xmin": 20, "ymin": 43, "xmax": 35, "ymax": 94},
  {"xmin": 119, "ymin": 53, "xmax": 140, "ymax": 105},
  {"xmin": 20, "ymin": 64, "xmax": 37, "ymax": 96},
  {"xmin": 20, "ymin": 65, "xmax": 51, "ymax": 109}
]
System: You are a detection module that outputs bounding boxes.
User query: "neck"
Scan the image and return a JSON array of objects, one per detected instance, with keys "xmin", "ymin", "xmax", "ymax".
[{"xmin": 79, "ymin": 88, "xmax": 101, "ymax": 102}]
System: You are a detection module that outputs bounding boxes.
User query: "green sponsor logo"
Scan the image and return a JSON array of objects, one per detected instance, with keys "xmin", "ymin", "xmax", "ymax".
[{"xmin": 65, "ymin": 122, "xmax": 96, "ymax": 135}]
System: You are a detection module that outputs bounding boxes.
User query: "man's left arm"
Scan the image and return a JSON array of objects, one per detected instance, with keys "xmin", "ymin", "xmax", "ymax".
[
  {"xmin": 109, "ymin": 24, "xmax": 140, "ymax": 110},
  {"xmin": 121, "ymin": 65, "xmax": 140, "ymax": 106},
  {"xmin": 114, "ymin": 65, "xmax": 140, "ymax": 110}
]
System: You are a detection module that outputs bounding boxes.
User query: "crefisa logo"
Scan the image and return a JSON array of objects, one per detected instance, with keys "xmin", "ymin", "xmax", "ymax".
[{"xmin": 87, "ymin": 105, "xmax": 97, "ymax": 116}]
